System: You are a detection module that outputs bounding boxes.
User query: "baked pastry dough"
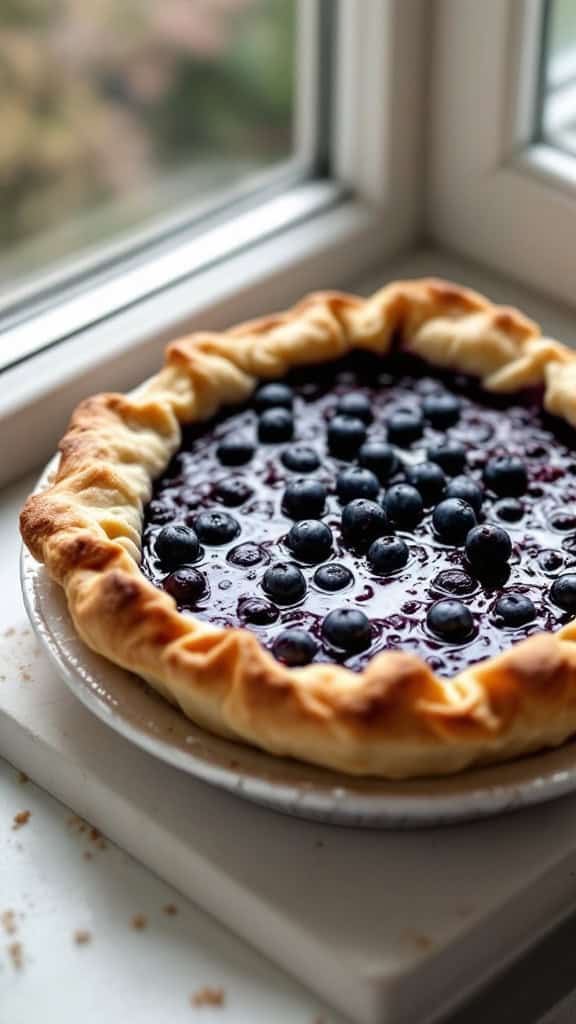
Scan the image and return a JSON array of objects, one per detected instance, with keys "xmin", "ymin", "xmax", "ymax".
[{"xmin": 20, "ymin": 278, "xmax": 576, "ymax": 778}]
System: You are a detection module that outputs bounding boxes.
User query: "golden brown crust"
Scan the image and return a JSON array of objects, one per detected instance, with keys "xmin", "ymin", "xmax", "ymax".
[{"xmin": 20, "ymin": 277, "xmax": 576, "ymax": 778}]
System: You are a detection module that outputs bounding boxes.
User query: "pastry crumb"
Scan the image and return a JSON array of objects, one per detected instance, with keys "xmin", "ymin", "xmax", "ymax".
[
  {"xmin": 162, "ymin": 903, "xmax": 178, "ymax": 916},
  {"xmin": 3, "ymin": 627, "xmax": 16, "ymax": 638},
  {"xmin": 67, "ymin": 815, "xmax": 87, "ymax": 833},
  {"xmin": 130, "ymin": 913, "xmax": 147, "ymax": 931},
  {"xmin": 190, "ymin": 987, "xmax": 225, "ymax": 1008},
  {"xmin": 74, "ymin": 929, "xmax": 92, "ymax": 946},
  {"xmin": 83, "ymin": 851, "xmax": 93, "ymax": 862},
  {"xmin": 1, "ymin": 911, "xmax": 16, "ymax": 936},
  {"xmin": 18, "ymin": 772, "xmax": 29, "ymax": 785},
  {"xmin": 8, "ymin": 941, "xmax": 23, "ymax": 969},
  {"xmin": 19, "ymin": 671, "xmax": 31, "ymax": 683},
  {"xmin": 12, "ymin": 811, "xmax": 30, "ymax": 830}
]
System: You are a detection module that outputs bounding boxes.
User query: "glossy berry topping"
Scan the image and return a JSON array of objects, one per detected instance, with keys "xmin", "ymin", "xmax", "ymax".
[
  {"xmin": 327, "ymin": 415, "xmax": 367, "ymax": 458},
  {"xmin": 383, "ymin": 484, "xmax": 424, "ymax": 529},
  {"xmin": 164, "ymin": 567, "xmax": 206, "ymax": 604},
  {"xmin": 254, "ymin": 382, "xmax": 293, "ymax": 411},
  {"xmin": 273, "ymin": 629, "xmax": 317, "ymax": 666},
  {"xmin": 367, "ymin": 536, "xmax": 409, "ymax": 575},
  {"xmin": 258, "ymin": 407, "xmax": 294, "ymax": 443},
  {"xmin": 465, "ymin": 525, "xmax": 512, "ymax": 567},
  {"xmin": 216, "ymin": 436, "xmax": 255, "ymax": 466},
  {"xmin": 341, "ymin": 498, "xmax": 390, "ymax": 551},
  {"xmin": 238, "ymin": 597, "xmax": 279, "ymax": 625},
  {"xmin": 422, "ymin": 393, "xmax": 462, "ymax": 428},
  {"xmin": 550, "ymin": 574, "xmax": 576, "ymax": 612},
  {"xmin": 426, "ymin": 600, "xmax": 475, "ymax": 643},
  {"xmin": 214, "ymin": 477, "xmax": 253, "ymax": 507},
  {"xmin": 193, "ymin": 511, "xmax": 240, "ymax": 545},
  {"xmin": 432, "ymin": 498, "xmax": 477, "ymax": 545},
  {"xmin": 337, "ymin": 392, "xmax": 373, "ymax": 423},
  {"xmin": 494, "ymin": 498, "xmax": 524, "ymax": 522},
  {"xmin": 336, "ymin": 467, "xmax": 380, "ymax": 504},
  {"xmin": 227, "ymin": 542, "xmax": 265, "ymax": 568},
  {"xmin": 407, "ymin": 462, "xmax": 447, "ymax": 505},
  {"xmin": 282, "ymin": 478, "xmax": 326, "ymax": 519},
  {"xmin": 427, "ymin": 441, "xmax": 467, "ymax": 476},
  {"xmin": 433, "ymin": 569, "xmax": 476, "ymax": 596},
  {"xmin": 313, "ymin": 563, "xmax": 354, "ymax": 591},
  {"xmin": 286, "ymin": 520, "xmax": 333, "ymax": 563},
  {"xmin": 493, "ymin": 593, "xmax": 536, "ymax": 628},
  {"xmin": 156, "ymin": 524, "xmax": 201, "ymax": 566},
  {"xmin": 483, "ymin": 456, "xmax": 528, "ymax": 497},
  {"xmin": 281, "ymin": 446, "xmax": 320, "ymax": 473},
  {"xmin": 358, "ymin": 441, "xmax": 397, "ymax": 481},
  {"xmin": 142, "ymin": 350, "xmax": 576, "ymax": 677},
  {"xmin": 322, "ymin": 608, "xmax": 371, "ymax": 652},
  {"xmin": 262, "ymin": 562, "xmax": 307, "ymax": 605},
  {"xmin": 386, "ymin": 410, "xmax": 424, "ymax": 447},
  {"xmin": 445, "ymin": 476, "xmax": 483, "ymax": 514}
]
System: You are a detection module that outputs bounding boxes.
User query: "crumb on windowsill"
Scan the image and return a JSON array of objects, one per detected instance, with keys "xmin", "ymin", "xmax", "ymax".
[
  {"xmin": 162, "ymin": 903, "xmax": 178, "ymax": 916},
  {"xmin": 130, "ymin": 913, "xmax": 147, "ymax": 931},
  {"xmin": 190, "ymin": 987, "xmax": 225, "ymax": 1008},
  {"xmin": 8, "ymin": 941, "xmax": 23, "ymax": 969},
  {"xmin": 1, "ymin": 911, "xmax": 16, "ymax": 936},
  {"xmin": 74, "ymin": 930, "xmax": 92, "ymax": 946},
  {"xmin": 12, "ymin": 811, "xmax": 30, "ymax": 830},
  {"xmin": 18, "ymin": 772, "xmax": 29, "ymax": 785}
]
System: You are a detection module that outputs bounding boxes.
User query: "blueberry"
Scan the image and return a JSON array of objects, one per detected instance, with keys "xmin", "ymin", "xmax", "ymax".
[
  {"xmin": 238, "ymin": 597, "xmax": 279, "ymax": 625},
  {"xmin": 341, "ymin": 498, "xmax": 390, "ymax": 551},
  {"xmin": 483, "ymin": 456, "xmax": 528, "ymax": 497},
  {"xmin": 281, "ymin": 446, "xmax": 320, "ymax": 473},
  {"xmin": 258, "ymin": 408, "xmax": 294, "ymax": 443},
  {"xmin": 383, "ymin": 484, "xmax": 423, "ymax": 529},
  {"xmin": 327, "ymin": 415, "xmax": 367, "ymax": 459},
  {"xmin": 273, "ymin": 629, "xmax": 317, "ymax": 666},
  {"xmin": 286, "ymin": 520, "xmax": 333, "ymax": 563},
  {"xmin": 358, "ymin": 441, "xmax": 397, "ymax": 481},
  {"xmin": 227, "ymin": 542, "xmax": 265, "ymax": 568},
  {"xmin": 194, "ymin": 510, "xmax": 240, "ymax": 545},
  {"xmin": 216, "ymin": 436, "xmax": 255, "ymax": 466},
  {"xmin": 465, "ymin": 525, "xmax": 512, "ymax": 567},
  {"xmin": 367, "ymin": 536, "xmax": 409, "ymax": 574},
  {"xmin": 254, "ymin": 382, "xmax": 293, "ymax": 411},
  {"xmin": 313, "ymin": 563, "xmax": 354, "ymax": 591},
  {"xmin": 550, "ymin": 574, "xmax": 576, "ymax": 612},
  {"xmin": 428, "ymin": 441, "xmax": 467, "ymax": 476},
  {"xmin": 432, "ymin": 498, "xmax": 477, "ymax": 545},
  {"xmin": 336, "ymin": 392, "xmax": 373, "ymax": 423},
  {"xmin": 432, "ymin": 569, "xmax": 477, "ymax": 596},
  {"xmin": 494, "ymin": 498, "xmax": 524, "ymax": 523},
  {"xmin": 386, "ymin": 410, "xmax": 424, "ymax": 447},
  {"xmin": 426, "ymin": 600, "xmax": 475, "ymax": 642},
  {"xmin": 262, "ymin": 562, "xmax": 307, "ymax": 605},
  {"xmin": 494, "ymin": 594, "xmax": 536, "ymax": 627},
  {"xmin": 422, "ymin": 394, "xmax": 462, "ymax": 428},
  {"xmin": 407, "ymin": 463, "xmax": 447, "ymax": 505},
  {"xmin": 163, "ymin": 567, "xmax": 206, "ymax": 605},
  {"xmin": 445, "ymin": 476, "xmax": 483, "ymax": 514},
  {"xmin": 283, "ymin": 478, "xmax": 326, "ymax": 519},
  {"xmin": 538, "ymin": 549, "xmax": 564, "ymax": 574},
  {"xmin": 214, "ymin": 477, "xmax": 253, "ymax": 507},
  {"xmin": 322, "ymin": 609, "xmax": 371, "ymax": 652},
  {"xmin": 336, "ymin": 467, "xmax": 379, "ymax": 503},
  {"xmin": 156, "ymin": 524, "xmax": 200, "ymax": 566}
]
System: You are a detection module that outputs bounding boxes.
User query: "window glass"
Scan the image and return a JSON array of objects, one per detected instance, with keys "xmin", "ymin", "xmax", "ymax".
[
  {"xmin": 0, "ymin": 0, "xmax": 295, "ymax": 295},
  {"xmin": 541, "ymin": 0, "xmax": 576, "ymax": 154}
]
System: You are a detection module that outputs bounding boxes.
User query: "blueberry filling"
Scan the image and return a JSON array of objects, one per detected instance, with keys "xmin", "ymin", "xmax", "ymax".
[{"xmin": 141, "ymin": 352, "xmax": 576, "ymax": 676}]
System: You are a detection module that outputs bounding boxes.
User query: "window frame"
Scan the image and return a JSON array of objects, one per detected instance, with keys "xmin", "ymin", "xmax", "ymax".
[
  {"xmin": 428, "ymin": 0, "xmax": 576, "ymax": 310},
  {"xmin": 0, "ymin": 0, "xmax": 428, "ymax": 487}
]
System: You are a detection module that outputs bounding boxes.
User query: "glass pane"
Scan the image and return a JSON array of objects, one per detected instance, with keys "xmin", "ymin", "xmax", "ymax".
[
  {"xmin": 0, "ymin": 0, "xmax": 296, "ymax": 296},
  {"xmin": 541, "ymin": 0, "xmax": 576, "ymax": 154}
]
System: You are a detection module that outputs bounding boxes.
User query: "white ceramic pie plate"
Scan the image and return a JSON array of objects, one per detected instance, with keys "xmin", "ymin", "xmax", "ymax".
[{"xmin": 20, "ymin": 461, "xmax": 576, "ymax": 828}]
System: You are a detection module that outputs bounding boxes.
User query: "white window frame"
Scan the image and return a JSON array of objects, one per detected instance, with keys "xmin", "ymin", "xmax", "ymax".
[
  {"xmin": 0, "ymin": 0, "xmax": 428, "ymax": 488},
  {"xmin": 429, "ymin": 0, "xmax": 576, "ymax": 311}
]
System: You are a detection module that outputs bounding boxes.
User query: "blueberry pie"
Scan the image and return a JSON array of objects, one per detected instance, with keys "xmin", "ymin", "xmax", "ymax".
[{"xmin": 20, "ymin": 279, "xmax": 576, "ymax": 778}]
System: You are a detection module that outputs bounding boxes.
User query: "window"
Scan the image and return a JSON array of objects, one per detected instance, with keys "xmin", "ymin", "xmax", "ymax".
[
  {"xmin": 0, "ymin": 0, "xmax": 297, "ymax": 305},
  {"xmin": 429, "ymin": 0, "xmax": 576, "ymax": 312},
  {"xmin": 540, "ymin": 0, "xmax": 576, "ymax": 155}
]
